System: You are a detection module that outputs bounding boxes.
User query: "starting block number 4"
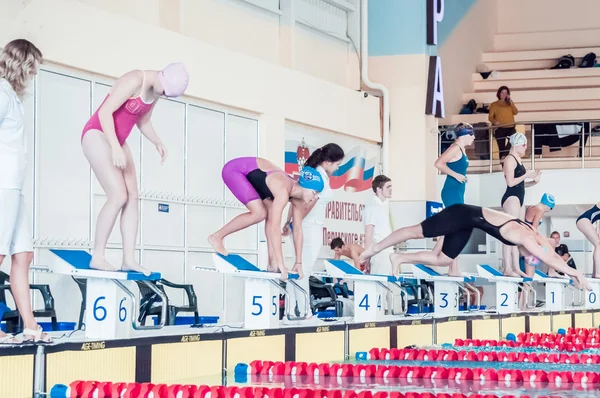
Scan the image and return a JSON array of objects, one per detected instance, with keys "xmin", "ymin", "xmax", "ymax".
[
  {"xmin": 85, "ymin": 279, "xmax": 132, "ymax": 339},
  {"xmin": 353, "ymin": 281, "xmax": 384, "ymax": 322},
  {"xmin": 244, "ymin": 279, "xmax": 279, "ymax": 329},
  {"xmin": 435, "ymin": 281, "xmax": 459, "ymax": 317}
]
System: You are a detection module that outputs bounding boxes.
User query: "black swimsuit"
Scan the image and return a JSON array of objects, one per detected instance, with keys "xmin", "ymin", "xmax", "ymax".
[
  {"xmin": 420, "ymin": 204, "xmax": 533, "ymax": 259},
  {"xmin": 501, "ymin": 154, "xmax": 526, "ymax": 207}
]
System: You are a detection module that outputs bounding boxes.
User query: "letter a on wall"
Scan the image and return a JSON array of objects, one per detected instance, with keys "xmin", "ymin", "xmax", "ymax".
[{"xmin": 425, "ymin": 56, "xmax": 445, "ymax": 118}]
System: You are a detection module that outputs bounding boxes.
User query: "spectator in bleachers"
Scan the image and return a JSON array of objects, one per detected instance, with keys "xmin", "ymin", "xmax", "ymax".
[{"xmin": 489, "ymin": 86, "xmax": 519, "ymax": 160}]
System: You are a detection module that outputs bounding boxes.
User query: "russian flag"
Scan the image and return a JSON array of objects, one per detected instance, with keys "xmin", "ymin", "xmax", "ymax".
[{"xmin": 284, "ymin": 142, "xmax": 376, "ymax": 193}]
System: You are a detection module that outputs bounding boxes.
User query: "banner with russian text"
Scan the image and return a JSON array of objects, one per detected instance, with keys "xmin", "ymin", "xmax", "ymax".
[{"xmin": 284, "ymin": 122, "xmax": 382, "ymax": 268}]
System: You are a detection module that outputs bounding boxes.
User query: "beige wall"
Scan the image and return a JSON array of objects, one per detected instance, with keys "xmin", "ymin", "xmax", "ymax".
[
  {"xmin": 369, "ymin": 54, "xmax": 439, "ymax": 202},
  {"xmin": 0, "ymin": 0, "xmax": 379, "ymax": 166},
  {"xmin": 439, "ymin": 0, "xmax": 498, "ymax": 121},
  {"xmin": 497, "ymin": 0, "xmax": 600, "ymax": 33}
]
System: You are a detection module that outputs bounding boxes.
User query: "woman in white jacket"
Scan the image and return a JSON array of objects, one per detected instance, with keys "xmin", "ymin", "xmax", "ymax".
[
  {"xmin": 283, "ymin": 144, "xmax": 344, "ymax": 319},
  {"xmin": 0, "ymin": 39, "xmax": 50, "ymax": 343}
]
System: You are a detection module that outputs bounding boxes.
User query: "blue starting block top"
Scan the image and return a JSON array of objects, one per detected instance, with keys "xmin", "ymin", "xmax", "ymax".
[
  {"xmin": 478, "ymin": 264, "xmax": 533, "ymax": 283},
  {"xmin": 216, "ymin": 253, "xmax": 299, "ymax": 280},
  {"xmin": 413, "ymin": 264, "xmax": 476, "ymax": 283},
  {"xmin": 325, "ymin": 259, "xmax": 399, "ymax": 283},
  {"xmin": 49, "ymin": 249, "xmax": 162, "ymax": 281},
  {"xmin": 534, "ymin": 268, "xmax": 573, "ymax": 284}
]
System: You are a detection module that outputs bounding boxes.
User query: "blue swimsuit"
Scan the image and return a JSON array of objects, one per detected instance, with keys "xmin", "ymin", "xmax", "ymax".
[{"xmin": 441, "ymin": 146, "xmax": 469, "ymax": 207}]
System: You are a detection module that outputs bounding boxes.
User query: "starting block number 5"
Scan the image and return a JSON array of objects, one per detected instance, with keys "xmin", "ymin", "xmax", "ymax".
[
  {"xmin": 244, "ymin": 279, "xmax": 279, "ymax": 329},
  {"xmin": 251, "ymin": 295, "xmax": 278, "ymax": 316}
]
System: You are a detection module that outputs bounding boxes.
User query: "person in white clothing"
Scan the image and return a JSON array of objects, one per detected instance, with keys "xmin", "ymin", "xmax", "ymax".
[
  {"xmin": 283, "ymin": 144, "xmax": 345, "ymax": 318},
  {"xmin": 0, "ymin": 39, "xmax": 51, "ymax": 343},
  {"xmin": 363, "ymin": 175, "xmax": 393, "ymax": 275}
]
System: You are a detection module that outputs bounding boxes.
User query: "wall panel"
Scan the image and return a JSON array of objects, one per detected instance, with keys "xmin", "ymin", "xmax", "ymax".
[{"xmin": 37, "ymin": 71, "xmax": 91, "ymax": 240}]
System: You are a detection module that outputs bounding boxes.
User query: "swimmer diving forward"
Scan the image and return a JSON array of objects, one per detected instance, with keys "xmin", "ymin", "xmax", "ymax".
[
  {"xmin": 209, "ymin": 157, "xmax": 324, "ymax": 280},
  {"xmin": 359, "ymin": 204, "xmax": 591, "ymax": 291}
]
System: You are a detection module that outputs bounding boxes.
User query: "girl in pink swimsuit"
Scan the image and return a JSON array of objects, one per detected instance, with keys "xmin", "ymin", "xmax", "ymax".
[
  {"xmin": 81, "ymin": 63, "xmax": 189, "ymax": 275},
  {"xmin": 209, "ymin": 157, "xmax": 325, "ymax": 280}
]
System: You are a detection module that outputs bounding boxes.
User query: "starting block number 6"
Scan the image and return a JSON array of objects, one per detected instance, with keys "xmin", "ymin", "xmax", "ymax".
[
  {"xmin": 85, "ymin": 279, "xmax": 132, "ymax": 339},
  {"xmin": 92, "ymin": 296, "xmax": 128, "ymax": 322}
]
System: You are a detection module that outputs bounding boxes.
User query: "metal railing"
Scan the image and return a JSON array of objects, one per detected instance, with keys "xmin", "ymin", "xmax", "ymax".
[{"xmin": 438, "ymin": 119, "xmax": 600, "ymax": 174}]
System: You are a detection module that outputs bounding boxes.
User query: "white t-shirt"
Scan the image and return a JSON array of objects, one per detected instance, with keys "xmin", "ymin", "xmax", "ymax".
[
  {"xmin": 363, "ymin": 195, "xmax": 392, "ymax": 244},
  {"xmin": 303, "ymin": 165, "xmax": 332, "ymax": 225},
  {"xmin": 0, "ymin": 79, "xmax": 26, "ymax": 190}
]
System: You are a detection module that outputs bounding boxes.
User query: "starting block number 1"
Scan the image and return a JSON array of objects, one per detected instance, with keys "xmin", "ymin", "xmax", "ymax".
[{"xmin": 85, "ymin": 279, "xmax": 132, "ymax": 339}]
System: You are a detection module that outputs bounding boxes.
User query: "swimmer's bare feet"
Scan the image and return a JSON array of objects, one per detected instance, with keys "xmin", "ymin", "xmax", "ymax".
[
  {"xmin": 448, "ymin": 261, "xmax": 462, "ymax": 277},
  {"xmin": 122, "ymin": 260, "xmax": 151, "ymax": 277},
  {"xmin": 208, "ymin": 234, "xmax": 228, "ymax": 256},
  {"xmin": 503, "ymin": 270, "xmax": 522, "ymax": 278},
  {"xmin": 292, "ymin": 262, "xmax": 304, "ymax": 280},
  {"xmin": 90, "ymin": 256, "xmax": 119, "ymax": 272},
  {"xmin": 390, "ymin": 253, "xmax": 404, "ymax": 276}
]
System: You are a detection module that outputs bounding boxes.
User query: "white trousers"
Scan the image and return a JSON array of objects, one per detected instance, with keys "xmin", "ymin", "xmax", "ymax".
[
  {"xmin": 286, "ymin": 221, "xmax": 323, "ymax": 317},
  {"xmin": 0, "ymin": 189, "xmax": 33, "ymax": 256}
]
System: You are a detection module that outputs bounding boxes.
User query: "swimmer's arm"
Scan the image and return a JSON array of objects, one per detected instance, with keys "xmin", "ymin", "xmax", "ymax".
[
  {"xmin": 530, "ymin": 211, "xmax": 543, "ymax": 232},
  {"xmin": 364, "ymin": 224, "xmax": 375, "ymax": 250},
  {"xmin": 502, "ymin": 156, "xmax": 528, "ymax": 187},
  {"xmin": 98, "ymin": 70, "xmax": 143, "ymax": 149},
  {"xmin": 136, "ymin": 102, "xmax": 162, "ymax": 145},
  {"xmin": 350, "ymin": 248, "xmax": 362, "ymax": 269},
  {"xmin": 290, "ymin": 201, "xmax": 305, "ymax": 265},
  {"xmin": 526, "ymin": 238, "xmax": 579, "ymax": 277},
  {"xmin": 333, "ymin": 252, "xmax": 341, "ymax": 260},
  {"xmin": 434, "ymin": 145, "xmax": 464, "ymax": 181}
]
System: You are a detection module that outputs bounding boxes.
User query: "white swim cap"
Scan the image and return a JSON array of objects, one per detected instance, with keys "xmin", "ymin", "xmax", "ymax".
[{"xmin": 509, "ymin": 132, "xmax": 527, "ymax": 146}]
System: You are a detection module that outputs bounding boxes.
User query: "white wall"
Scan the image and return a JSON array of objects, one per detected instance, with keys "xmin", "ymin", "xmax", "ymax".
[
  {"xmin": 497, "ymin": 0, "xmax": 600, "ymax": 33},
  {"xmin": 439, "ymin": 0, "xmax": 498, "ymax": 121}
]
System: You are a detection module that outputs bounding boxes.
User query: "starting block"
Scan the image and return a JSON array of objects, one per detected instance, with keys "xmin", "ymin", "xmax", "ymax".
[
  {"xmin": 585, "ymin": 277, "xmax": 600, "ymax": 310},
  {"xmin": 477, "ymin": 264, "xmax": 532, "ymax": 313},
  {"xmin": 314, "ymin": 260, "xmax": 406, "ymax": 322},
  {"xmin": 532, "ymin": 269, "xmax": 583, "ymax": 311},
  {"xmin": 34, "ymin": 250, "xmax": 166, "ymax": 340},
  {"xmin": 194, "ymin": 254, "xmax": 309, "ymax": 330},
  {"xmin": 410, "ymin": 264, "xmax": 477, "ymax": 318}
]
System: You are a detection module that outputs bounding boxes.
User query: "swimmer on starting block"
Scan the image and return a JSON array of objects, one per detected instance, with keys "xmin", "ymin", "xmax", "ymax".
[
  {"xmin": 209, "ymin": 157, "xmax": 324, "ymax": 280},
  {"xmin": 81, "ymin": 63, "xmax": 189, "ymax": 275},
  {"xmin": 576, "ymin": 201, "xmax": 600, "ymax": 278},
  {"xmin": 359, "ymin": 204, "xmax": 592, "ymax": 290},
  {"xmin": 330, "ymin": 238, "xmax": 369, "ymax": 273}
]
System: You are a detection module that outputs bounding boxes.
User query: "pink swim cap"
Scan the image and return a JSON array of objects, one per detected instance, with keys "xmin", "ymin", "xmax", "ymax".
[{"xmin": 158, "ymin": 62, "xmax": 189, "ymax": 98}]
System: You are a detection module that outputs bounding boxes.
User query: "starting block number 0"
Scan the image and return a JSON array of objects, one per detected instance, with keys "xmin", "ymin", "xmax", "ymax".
[
  {"xmin": 92, "ymin": 296, "xmax": 128, "ymax": 322},
  {"xmin": 251, "ymin": 295, "xmax": 278, "ymax": 316}
]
